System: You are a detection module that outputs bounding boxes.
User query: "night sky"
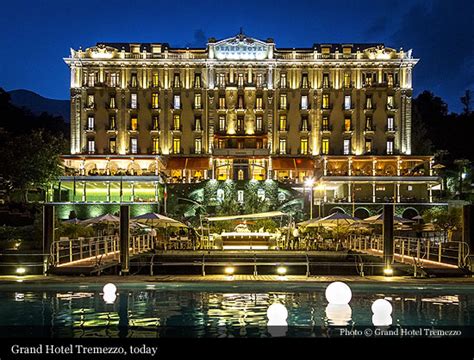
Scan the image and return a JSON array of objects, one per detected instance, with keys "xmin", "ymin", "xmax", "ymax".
[{"xmin": 0, "ymin": 0, "xmax": 472, "ymax": 113}]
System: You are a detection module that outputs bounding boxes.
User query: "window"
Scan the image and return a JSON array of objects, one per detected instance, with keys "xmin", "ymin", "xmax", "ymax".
[
  {"xmin": 173, "ymin": 95, "xmax": 181, "ymax": 109},
  {"xmin": 365, "ymin": 139, "xmax": 372, "ymax": 154},
  {"xmin": 152, "ymin": 93, "xmax": 159, "ymax": 109},
  {"xmin": 237, "ymin": 116, "xmax": 244, "ymax": 132},
  {"xmin": 131, "ymin": 93, "xmax": 137, "ymax": 109},
  {"xmin": 87, "ymin": 116, "xmax": 94, "ymax": 130},
  {"xmin": 218, "ymin": 73, "xmax": 226, "ymax": 87},
  {"xmin": 321, "ymin": 138, "xmax": 329, "ymax": 154},
  {"xmin": 87, "ymin": 94, "xmax": 94, "ymax": 108},
  {"xmin": 256, "ymin": 97, "xmax": 263, "ymax": 110},
  {"xmin": 344, "ymin": 72, "xmax": 351, "ymax": 88},
  {"xmin": 387, "ymin": 140, "xmax": 394, "ymax": 154},
  {"xmin": 279, "ymin": 139, "xmax": 287, "ymax": 154},
  {"xmin": 322, "ymin": 116, "xmax": 329, "ymax": 131},
  {"xmin": 280, "ymin": 94, "xmax": 287, "ymax": 110},
  {"xmin": 219, "ymin": 96, "xmax": 226, "ymax": 109},
  {"xmin": 152, "ymin": 137, "xmax": 159, "ymax": 154},
  {"xmin": 256, "ymin": 116, "xmax": 263, "ymax": 132},
  {"xmin": 130, "ymin": 73, "xmax": 138, "ymax": 87},
  {"xmin": 194, "ymin": 73, "xmax": 201, "ymax": 88},
  {"xmin": 152, "ymin": 116, "xmax": 159, "ymax": 130},
  {"xmin": 387, "ymin": 116, "xmax": 394, "ymax": 131},
  {"xmin": 173, "ymin": 138, "xmax": 181, "ymax": 154},
  {"xmin": 238, "ymin": 95, "xmax": 244, "ymax": 109},
  {"xmin": 109, "ymin": 96, "xmax": 116, "ymax": 109},
  {"xmin": 130, "ymin": 117, "xmax": 138, "ymax": 131},
  {"xmin": 109, "ymin": 115, "xmax": 116, "ymax": 130},
  {"xmin": 130, "ymin": 138, "xmax": 138, "ymax": 154},
  {"xmin": 194, "ymin": 138, "xmax": 202, "ymax": 154},
  {"xmin": 365, "ymin": 95, "xmax": 373, "ymax": 109},
  {"xmin": 237, "ymin": 190, "xmax": 244, "ymax": 203},
  {"xmin": 237, "ymin": 73, "xmax": 244, "ymax": 87},
  {"xmin": 343, "ymin": 139, "xmax": 351, "ymax": 155},
  {"xmin": 219, "ymin": 115, "xmax": 226, "ymax": 131},
  {"xmin": 322, "ymin": 73, "xmax": 330, "ymax": 88},
  {"xmin": 344, "ymin": 117, "xmax": 352, "ymax": 132},
  {"xmin": 301, "ymin": 95, "xmax": 308, "ymax": 110},
  {"xmin": 386, "ymin": 73, "xmax": 394, "ymax": 87},
  {"xmin": 365, "ymin": 116, "xmax": 373, "ymax": 131},
  {"xmin": 301, "ymin": 116, "xmax": 309, "ymax": 131},
  {"xmin": 322, "ymin": 94, "xmax": 330, "ymax": 109},
  {"xmin": 109, "ymin": 72, "xmax": 119, "ymax": 87},
  {"xmin": 387, "ymin": 95, "xmax": 394, "ymax": 109},
  {"xmin": 218, "ymin": 139, "xmax": 226, "ymax": 149},
  {"xmin": 173, "ymin": 73, "xmax": 181, "ymax": 88},
  {"xmin": 279, "ymin": 115, "xmax": 287, "ymax": 131},
  {"xmin": 194, "ymin": 117, "xmax": 202, "ymax": 131},
  {"xmin": 87, "ymin": 139, "xmax": 95, "ymax": 154},
  {"xmin": 280, "ymin": 73, "xmax": 287, "ymax": 88},
  {"xmin": 173, "ymin": 114, "xmax": 181, "ymax": 130},
  {"xmin": 256, "ymin": 74, "xmax": 264, "ymax": 87},
  {"xmin": 194, "ymin": 93, "xmax": 202, "ymax": 109},
  {"xmin": 301, "ymin": 73, "xmax": 309, "ymax": 88},
  {"xmin": 152, "ymin": 72, "xmax": 159, "ymax": 87},
  {"xmin": 300, "ymin": 138, "xmax": 308, "ymax": 154},
  {"xmin": 87, "ymin": 72, "xmax": 96, "ymax": 87},
  {"xmin": 344, "ymin": 95, "xmax": 351, "ymax": 110},
  {"xmin": 109, "ymin": 138, "xmax": 116, "ymax": 154}
]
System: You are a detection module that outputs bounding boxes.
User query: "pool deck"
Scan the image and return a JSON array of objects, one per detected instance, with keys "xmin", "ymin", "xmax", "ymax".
[{"xmin": 1, "ymin": 274, "xmax": 473, "ymax": 286}]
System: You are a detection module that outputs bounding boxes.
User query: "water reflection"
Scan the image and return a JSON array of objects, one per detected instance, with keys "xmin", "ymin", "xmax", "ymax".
[{"xmin": 0, "ymin": 286, "xmax": 471, "ymax": 338}]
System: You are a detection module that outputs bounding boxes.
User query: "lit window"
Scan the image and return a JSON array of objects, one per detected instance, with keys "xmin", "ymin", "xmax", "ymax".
[
  {"xmin": 173, "ymin": 114, "xmax": 181, "ymax": 130},
  {"xmin": 280, "ymin": 73, "xmax": 287, "ymax": 88},
  {"xmin": 131, "ymin": 93, "xmax": 137, "ymax": 109},
  {"xmin": 300, "ymin": 138, "xmax": 308, "ymax": 154},
  {"xmin": 152, "ymin": 116, "xmax": 159, "ymax": 130},
  {"xmin": 152, "ymin": 93, "xmax": 159, "ymax": 109},
  {"xmin": 194, "ymin": 73, "xmax": 201, "ymax": 88},
  {"xmin": 173, "ymin": 95, "xmax": 181, "ymax": 109},
  {"xmin": 386, "ymin": 73, "xmax": 394, "ymax": 87},
  {"xmin": 365, "ymin": 139, "xmax": 372, "ymax": 153},
  {"xmin": 301, "ymin": 95, "xmax": 308, "ymax": 110},
  {"xmin": 301, "ymin": 74, "xmax": 309, "ymax": 88},
  {"xmin": 256, "ymin": 116, "xmax": 263, "ymax": 132},
  {"xmin": 387, "ymin": 140, "xmax": 394, "ymax": 154},
  {"xmin": 280, "ymin": 94, "xmax": 287, "ymax": 110},
  {"xmin": 194, "ymin": 117, "xmax": 202, "ymax": 131},
  {"xmin": 87, "ymin": 72, "xmax": 96, "ymax": 87},
  {"xmin": 301, "ymin": 117, "xmax": 309, "ymax": 131},
  {"xmin": 87, "ymin": 116, "xmax": 94, "ymax": 130},
  {"xmin": 365, "ymin": 116, "xmax": 373, "ymax": 131},
  {"xmin": 109, "ymin": 138, "xmax": 116, "ymax": 154},
  {"xmin": 322, "ymin": 94, "xmax": 330, "ymax": 109},
  {"xmin": 344, "ymin": 72, "xmax": 351, "ymax": 88},
  {"xmin": 109, "ymin": 96, "xmax": 116, "ymax": 109},
  {"xmin": 387, "ymin": 95, "xmax": 394, "ymax": 109},
  {"xmin": 343, "ymin": 139, "xmax": 351, "ymax": 155},
  {"xmin": 344, "ymin": 95, "xmax": 351, "ymax": 110},
  {"xmin": 130, "ymin": 138, "xmax": 138, "ymax": 154},
  {"xmin": 219, "ymin": 97, "xmax": 226, "ymax": 109},
  {"xmin": 152, "ymin": 72, "xmax": 159, "ymax": 87},
  {"xmin": 109, "ymin": 72, "xmax": 119, "ymax": 87},
  {"xmin": 237, "ymin": 116, "xmax": 244, "ymax": 132},
  {"xmin": 130, "ymin": 117, "xmax": 138, "ymax": 131},
  {"xmin": 130, "ymin": 73, "xmax": 138, "ymax": 87},
  {"xmin": 279, "ymin": 139, "xmax": 287, "ymax": 154},
  {"xmin": 279, "ymin": 115, "xmax": 287, "ymax": 131},
  {"xmin": 344, "ymin": 118, "xmax": 352, "ymax": 132},
  {"xmin": 387, "ymin": 117, "xmax": 394, "ymax": 131},
  {"xmin": 152, "ymin": 137, "xmax": 159, "ymax": 154},
  {"xmin": 218, "ymin": 73, "xmax": 226, "ymax": 87},
  {"xmin": 219, "ymin": 115, "xmax": 226, "ymax": 131},
  {"xmin": 256, "ymin": 97, "xmax": 263, "ymax": 110},
  {"xmin": 194, "ymin": 93, "xmax": 202, "ymax": 109},
  {"xmin": 256, "ymin": 74, "xmax": 264, "ymax": 87},
  {"xmin": 109, "ymin": 116, "xmax": 116, "ymax": 130},
  {"xmin": 237, "ymin": 190, "xmax": 244, "ymax": 203},
  {"xmin": 194, "ymin": 138, "xmax": 202, "ymax": 154},
  {"xmin": 173, "ymin": 138, "xmax": 181, "ymax": 154},
  {"xmin": 321, "ymin": 138, "xmax": 329, "ymax": 154},
  {"xmin": 238, "ymin": 95, "xmax": 244, "ymax": 109},
  {"xmin": 173, "ymin": 73, "xmax": 180, "ymax": 88},
  {"xmin": 87, "ymin": 94, "xmax": 94, "ymax": 108},
  {"xmin": 366, "ymin": 95, "xmax": 373, "ymax": 109},
  {"xmin": 238, "ymin": 73, "xmax": 244, "ymax": 87},
  {"xmin": 87, "ymin": 139, "xmax": 95, "ymax": 154},
  {"xmin": 322, "ymin": 73, "xmax": 330, "ymax": 88}
]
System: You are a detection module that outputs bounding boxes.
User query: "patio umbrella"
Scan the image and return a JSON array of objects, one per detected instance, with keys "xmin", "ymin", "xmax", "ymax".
[
  {"xmin": 297, "ymin": 217, "xmax": 321, "ymax": 227},
  {"xmin": 62, "ymin": 218, "xmax": 82, "ymax": 224},
  {"xmin": 82, "ymin": 213, "xmax": 121, "ymax": 225},
  {"xmin": 363, "ymin": 213, "xmax": 414, "ymax": 225},
  {"xmin": 132, "ymin": 213, "xmax": 187, "ymax": 228},
  {"xmin": 307, "ymin": 212, "xmax": 360, "ymax": 228}
]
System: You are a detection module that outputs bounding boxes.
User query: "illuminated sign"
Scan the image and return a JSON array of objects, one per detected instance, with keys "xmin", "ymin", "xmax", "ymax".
[{"xmin": 213, "ymin": 36, "xmax": 269, "ymax": 60}]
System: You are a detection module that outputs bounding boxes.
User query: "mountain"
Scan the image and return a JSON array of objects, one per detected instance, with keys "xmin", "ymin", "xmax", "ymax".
[{"xmin": 8, "ymin": 89, "xmax": 70, "ymax": 122}]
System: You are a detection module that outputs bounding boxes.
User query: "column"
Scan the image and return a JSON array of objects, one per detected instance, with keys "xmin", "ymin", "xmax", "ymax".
[
  {"xmin": 267, "ymin": 65, "xmax": 273, "ymax": 90},
  {"xmin": 383, "ymin": 204, "xmax": 394, "ymax": 272},
  {"xmin": 372, "ymin": 182, "xmax": 376, "ymax": 203},
  {"xmin": 119, "ymin": 205, "xmax": 130, "ymax": 275}
]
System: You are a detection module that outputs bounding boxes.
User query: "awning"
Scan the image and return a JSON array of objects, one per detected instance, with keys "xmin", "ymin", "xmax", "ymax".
[
  {"xmin": 207, "ymin": 211, "xmax": 288, "ymax": 222},
  {"xmin": 165, "ymin": 157, "xmax": 210, "ymax": 170},
  {"xmin": 272, "ymin": 157, "xmax": 314, "ymax": 170}
]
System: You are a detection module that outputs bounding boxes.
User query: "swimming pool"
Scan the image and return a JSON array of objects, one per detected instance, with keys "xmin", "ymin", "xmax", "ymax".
[{"xmin": 0, "ymin": 282, "xmax": 473, "ymax": 337}]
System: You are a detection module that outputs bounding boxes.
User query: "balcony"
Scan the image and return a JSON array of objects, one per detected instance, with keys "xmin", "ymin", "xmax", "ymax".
[
  {"xmin": 321, "ymin": 125, "xmax": 332, "ymax": 133},
  {"xmin": 212, "ymin": 148, "xmax": 270, "ymax": 156},
  {"xmin": 84, "ymin": 126, "xmax": 96, "ymax": 133},
  {"xmin": 170, "ymin": 125, "xmax": 182, "ymax": 132},
  {"xmin": 364, "ymin": 125, "xmax": 376, "ymax": 134},
  {"xmin": 385, "ymin": 125, "xmax": 397, "ymax": 134}
]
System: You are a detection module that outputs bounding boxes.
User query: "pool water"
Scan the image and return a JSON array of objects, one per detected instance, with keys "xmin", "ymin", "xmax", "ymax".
[{"xmin": 0, "ymin": 282, "xmax": 473, "ymax": 337}]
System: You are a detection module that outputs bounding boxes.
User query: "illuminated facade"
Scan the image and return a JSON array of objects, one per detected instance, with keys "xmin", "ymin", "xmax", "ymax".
[{"xmin": 58, "ymin": 33, "xmax": 442, "ymax": 217}]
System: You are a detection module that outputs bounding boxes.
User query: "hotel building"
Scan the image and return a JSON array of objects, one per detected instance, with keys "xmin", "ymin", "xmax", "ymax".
[{"xmin": 56, "ymin": 32, "xmax": 443, "ymax": 219}]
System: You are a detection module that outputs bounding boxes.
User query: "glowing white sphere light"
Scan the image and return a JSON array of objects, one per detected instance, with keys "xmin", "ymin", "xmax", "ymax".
[
  {"xmin": 103, "ymin": 292, "xmax": 117, "ymax": 304},
  {"xmin": 103, "ymin": 283, "xmax": 117, "ymax": 295},
  {"xmin": 371, "ymin": 299, "xmax": 393, "ymax": 315},
  {"xmin": 325, "ymin": 282, "xmax": 352, "ymax": 305},
  {"xmin": 325, "ymin": 304, "xmax": 352, "ymax": 326},
  {"xmin": 267, "ymin": 303, "xmax": 288, "ymax": 322},
  {"xmin": 372, "ymin": 314, "xmax": 392, "ymax": 327}
]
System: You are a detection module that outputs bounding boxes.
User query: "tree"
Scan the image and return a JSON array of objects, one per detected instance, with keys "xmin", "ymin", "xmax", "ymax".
[
  {"xmin": 461, "ymin": 89, "xmax": 472, "ymax": 114},
  {"xmin": 423, "ymin": 207, "xmax": 462, "ymax": 241}
]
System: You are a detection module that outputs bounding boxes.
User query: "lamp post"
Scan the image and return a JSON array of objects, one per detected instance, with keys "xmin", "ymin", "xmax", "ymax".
[{"xmin": 304, "ymin": 178, "xmax": 315, "ymax": 219}]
